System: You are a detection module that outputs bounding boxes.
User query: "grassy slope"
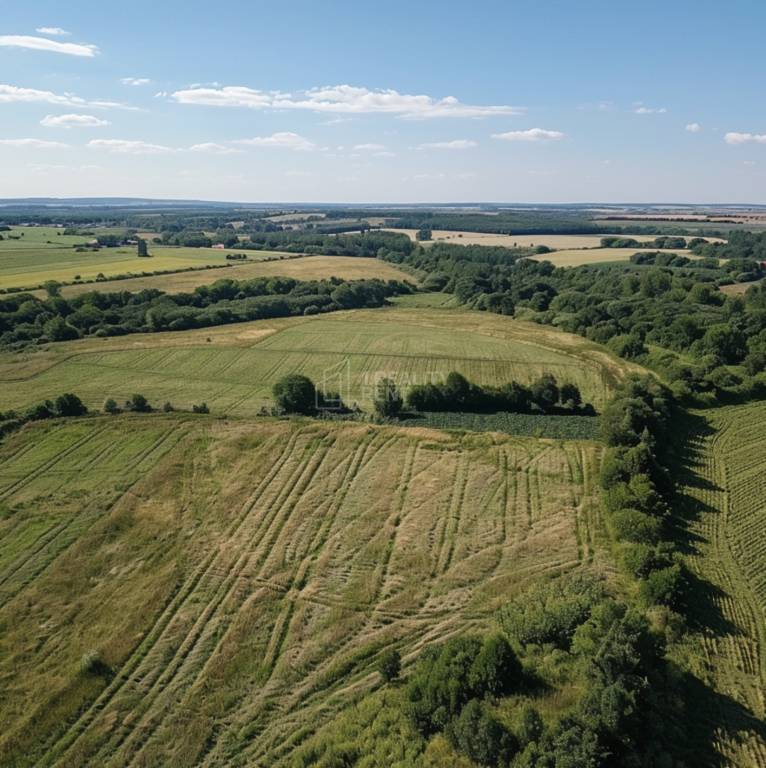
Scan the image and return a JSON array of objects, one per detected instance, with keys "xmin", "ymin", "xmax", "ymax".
[
  {"xmin": 0, "ymin": 307, "xmax": 637, "ymax": 415},
  {"xmin": 672, "ymin": 403, "xmax": 766, "ymax": 766},
  {"xmin": 0, "ymin": 414, "xmax": 607, "ymax": 767}
]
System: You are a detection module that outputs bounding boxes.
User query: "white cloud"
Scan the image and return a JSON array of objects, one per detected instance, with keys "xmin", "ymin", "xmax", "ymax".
[
  {"xmin": 725, "ymin": 132, "xmax": 766, "ymax": 145},
  {"xmin": 88, "ymin": 139, "xmax": 175, "ymax": 155},
  {"xmin": 492, "ymin": 128, "xmax": 565, "ymax": 142},
  {"xmin": 171, "ymin": 84, "xmax": 524, "ymax": 119},
  {"xmin": 633, "ymin": 105, "xmax": 667, "ymax": 114},
  {"xmin": 353, "ymin": 143, "xmax": 386, "ymax": 151},
  {"xmin": 35, "ymin": 27, "xmax": 70, "ymax": 36},
  {"xmin": 419, "ymin": 139, "xmax": 478, "ymax": 150},
  {"xmin": 0, "ymin": 138, "xmax": 69, "ymax": 149},
  {"xmin": 41, "ymin": 113, "xmax": 110, "ymax": 129},
  {"xmin": 234, "ymin": 132, "xmax": 317, "ymax": 151},
  {"xmin": 188, "ymin": 142, "xmax": 242, "ymax": 155},
  {"xmin": 0, "ymin": 35, "xmax": 98, "ymax": 57},
  {"xmin": 0, "ymin": 83, "xmax": 136, "ymax": 110},
  {"xmin": 685, "ymin": 122, "xmax": 701, "ymax": 133},
  {"xmin": 121, "ymin": 77, "xmax": 151, "ymax": 86}
]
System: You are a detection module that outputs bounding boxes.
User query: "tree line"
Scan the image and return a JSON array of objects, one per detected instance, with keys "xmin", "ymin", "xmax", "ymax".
[{"xmin": 0, "ymin": 275, "xmax": 412, "ymax": 347}]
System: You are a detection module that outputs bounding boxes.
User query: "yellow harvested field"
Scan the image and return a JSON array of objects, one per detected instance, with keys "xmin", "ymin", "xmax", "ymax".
[
  {"xmin": 385, "ymin": 229, "xmax": 662, "ymax": 249},
  {"xmin": 54, "ymin": 256, "xmax": 415, "ymax": 298},
  {"xmin": 531, "ymin": 247, "xmax": 686, "ymax": 267},
  {"xmin": 720, "ymin": 280, "xmax": 762, "ymax": 296}
]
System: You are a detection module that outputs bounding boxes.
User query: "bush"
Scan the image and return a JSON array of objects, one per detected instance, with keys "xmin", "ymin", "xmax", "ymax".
[
  {"xmin": 377, "ymin": 648, "xmax": 401, "ymax": 682},
  {"xmin": 373, "ymin": 378, "xmax": 403, "ymax": 418},
  {"xmin": 273, "ymin": 374, "xmax": 316, "ymax": 415},
  {"xmin": 103, "ymin": 397, "xmax": 119, "ymax": 414},
  {"xmin": 192, "ymin": 402, "xmax": 210, "ymax": 414},
  {"xmin": 127, "ymin": 393, "xmax": 151, "ymax": 412},
  {"xmin": 162, "ymin": 401, "xmax": 174, "ymax": 412}
]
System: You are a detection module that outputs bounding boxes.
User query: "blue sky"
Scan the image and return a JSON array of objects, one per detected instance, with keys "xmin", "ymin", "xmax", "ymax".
[{"xmin": 1, "ymin": 0, "xmax": 765, "ymax": 203}]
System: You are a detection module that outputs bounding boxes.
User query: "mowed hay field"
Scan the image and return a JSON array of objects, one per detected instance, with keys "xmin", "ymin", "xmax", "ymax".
[
  {"xmin": 532, "ymin": 247, "xmax": 686, "ymax": 267},
  {"xmin": 0, "ymin": 414, "xmax": 607, "ymax": 767},
  {"xmin": 675, "ymin": 403, "xmax": 766, "ymax": 766},
  {"xmin": 0, "ymin": 307, "xmax": 634, "ymax": 415},
  {"xmin": 54, "ymin": 256, "xmax": 415, "ymax": 298},
  {"xmin": 0, "ymin": 227, "xmax": 282, "ymax": 290},
  {"xmin": 385, "ymin": 228, "xmax": 662, "ymax": 249}
]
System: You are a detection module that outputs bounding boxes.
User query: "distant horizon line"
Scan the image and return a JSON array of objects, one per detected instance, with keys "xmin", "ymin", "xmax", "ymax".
[{"xmin": 2, "ymin": 197, "xmax": 766, "ymax": 209}]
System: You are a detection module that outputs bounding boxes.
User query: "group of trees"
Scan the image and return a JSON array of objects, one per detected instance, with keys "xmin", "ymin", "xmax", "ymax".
[
  {"xmin": 406, "ymin": 371, "xmax": 591, "ymax": 415},
  {"xmin": 379, "ymin": 235, "xmax": 766, "ymax": 403},
  {"xmin": 0, "ymin": 392, "xmax": 87, "ymax": 437},
  {"xmin": 405, "ymin": 634, "xmax": 523, "ymax": 765},
  {"xmin": 600, "ymin": 235, "xmax": 691, "ymax": 250},
  {"xmin": 0, "ymin": 276, "xmax": 411, "ymax": 347},
  {"xmin": 271, "ymin": 372, "xmax": 591, "ymax": 420},
  {"xmin": 600, "ymin": 376, "xmax": 685, "ymax": 607}
]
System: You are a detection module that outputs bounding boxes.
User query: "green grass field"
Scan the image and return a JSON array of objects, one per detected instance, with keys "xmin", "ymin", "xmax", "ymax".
[
  {"xmin": 0, "ymin": 414, "xmax": 607, "ymax": 767},
  {"xmin": 0, "ymin": 227, "xmax": 285, "ymax": 290},
  {"xmin": 0, "ymin": 307, "xmax": 635, "ymax": 416}
]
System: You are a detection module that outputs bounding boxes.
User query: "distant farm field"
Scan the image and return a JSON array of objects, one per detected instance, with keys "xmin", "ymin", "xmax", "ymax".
[
  {"xmin": 385, "ymin": 228, "xmax": 661, "ymax": 249},
  {"xmin": 0, "ymin": 415, "xmax": 606, "ymax": 767},
  {"xmin": 0, "ymin": 227, "xmax": 281, "ymax": 290},
  {"xmin": 54, "ymin": 256, "xmax": 415, "ymax": 298},
  {"xmin": 531, "ymin": 247, "xmax": 686, "ymax": 267},
  {"xmin": 0, "ymin": 307, "xmax": 634, "ymax": 415}
]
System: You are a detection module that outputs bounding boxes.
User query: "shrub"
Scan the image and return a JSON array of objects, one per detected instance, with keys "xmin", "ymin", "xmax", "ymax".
[
  {"xmin": 377, "ymin": 648, "xmax": 401, "ymax": 682},
  {"xmin": 127, "ymin": 393, "xmax": 150, "ymax": 412},
  {"xmin": 192, "ymin": 402, "xmax": 210, "ymax": 414},
  {"xmin": 103, "ymin": 397, "xmax": 119, "ymax": 414},
  {"xmin": 373, "ymin": 378, "xmax": 403, "ymax": 418}
]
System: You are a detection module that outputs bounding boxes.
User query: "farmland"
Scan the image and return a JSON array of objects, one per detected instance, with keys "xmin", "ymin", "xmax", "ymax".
[
  {"xmin": 0, "ymin": 227, "xmax": 283, "ymax": 290},
  {"xmin": 385, "ymin": 228, "xmax": 661, "ymax": 249},
  {"xmin": 673, "ymin": 403, "xmax": 766, "ymax": 766},
  {"xmin": 0, "ymin": 414, "xmax": 606, "ymax": 767},
  {"xmin": 0, "ymin": 307, "xmax": 634, "ymax": 416},
  {"xmin": 51, "ymin": 256, "xmax": 415, "ymax": 298}
]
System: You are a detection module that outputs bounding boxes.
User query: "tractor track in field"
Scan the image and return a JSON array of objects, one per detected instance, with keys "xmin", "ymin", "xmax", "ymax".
[{"xmin": 43, "ymin": 428, "xmax": 306, "ymax": 766}]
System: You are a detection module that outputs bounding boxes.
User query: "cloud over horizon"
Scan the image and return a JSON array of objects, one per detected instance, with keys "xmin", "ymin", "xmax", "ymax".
[
  {"xmin": 171, "ymin": 84, "xmax": 524, "ymax": 119},
  {"xmin": 492, "ymin": 128, "xmax": 565, "ymax": 142}
]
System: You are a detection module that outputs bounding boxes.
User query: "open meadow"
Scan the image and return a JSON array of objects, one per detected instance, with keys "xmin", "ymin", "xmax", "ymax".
[
  {"xmin": 0, "ymin": 227, "xmax": 281, "ymax": 290},
  {"xmin": 0, "ymin": 307, "xmax": 634, "ymax": 417},
  {"xmin": 0, "ymin": 414, "xmax": 607, "ymax": 767},
  {"xmin": 51, "ymin": 256, "xmax": 415, "ymax": 298}
]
